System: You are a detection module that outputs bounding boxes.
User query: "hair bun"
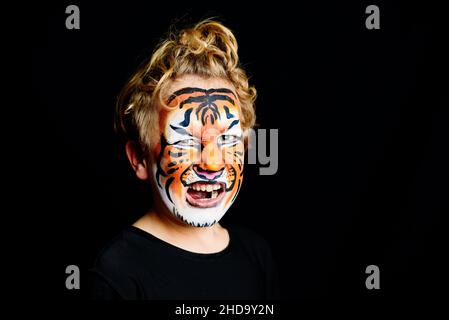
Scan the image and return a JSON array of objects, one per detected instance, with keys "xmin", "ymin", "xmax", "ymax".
[{"xmin": 177, "ymin": 20, "xmax": 239, "ymax": 70}]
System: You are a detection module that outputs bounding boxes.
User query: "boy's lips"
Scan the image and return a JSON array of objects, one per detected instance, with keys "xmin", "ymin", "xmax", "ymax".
[{"xmin": 185, "ymin": 182, "xmax": 226, "ymax": 208}]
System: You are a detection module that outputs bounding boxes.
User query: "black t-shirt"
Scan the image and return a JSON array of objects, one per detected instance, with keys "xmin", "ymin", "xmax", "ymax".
[{"xmin": 90, "ymin": 225, "xmax": 280, "ymax": 300}]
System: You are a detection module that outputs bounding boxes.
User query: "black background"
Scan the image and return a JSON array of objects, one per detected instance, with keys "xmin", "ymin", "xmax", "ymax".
[{"xmin": 32, "ymin": 0, "xmax": 448, "ymax": 303}]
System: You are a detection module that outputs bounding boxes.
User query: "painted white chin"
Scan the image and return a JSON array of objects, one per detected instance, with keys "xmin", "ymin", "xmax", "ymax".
[
  {"xmin": 173, "ymin": 204, "xmax": 228, "ymax": 227},
  {"xmin": 165, "ymin": 188, "xmax": 234, "ymax": 228}
]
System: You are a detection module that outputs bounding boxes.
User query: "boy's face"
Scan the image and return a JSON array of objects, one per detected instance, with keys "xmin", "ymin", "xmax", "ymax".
[{"xmin": 151, "ymin": 75, "xmax": 244, "ymax": 227}]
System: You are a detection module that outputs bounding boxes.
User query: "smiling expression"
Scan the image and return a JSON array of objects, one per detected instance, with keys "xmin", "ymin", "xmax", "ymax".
[{"xmin": 152, "ymin": 83, "xmax": 244, "ymax": 227}]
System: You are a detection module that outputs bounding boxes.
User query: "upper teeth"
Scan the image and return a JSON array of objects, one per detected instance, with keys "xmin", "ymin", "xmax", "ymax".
[{"xmin": 190, "ymin": 184, "xmax": 221, "ymax": 191}]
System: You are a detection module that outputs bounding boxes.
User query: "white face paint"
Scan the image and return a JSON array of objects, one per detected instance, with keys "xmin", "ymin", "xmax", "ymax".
[{"xmin": 151, "ymin": 85, "xmax": 245, "ymax": 227}]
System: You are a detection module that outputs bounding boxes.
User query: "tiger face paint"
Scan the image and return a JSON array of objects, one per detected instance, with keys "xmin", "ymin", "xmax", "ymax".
[{"xmin": 152, "ymin": 86, "xmax": 244, "ymax": 227}]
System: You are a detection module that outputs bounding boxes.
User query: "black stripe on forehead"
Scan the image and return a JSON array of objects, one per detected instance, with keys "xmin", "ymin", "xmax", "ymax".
[
  {"xmin": 169, "ymin": 88, "xmax": 239, "ymax": 126},
  {"xmin": 179, "ymin": 94, "xmax": 235, "ymax": 109},
  {"xmin": 167, "ymin": 87, "xmax": 237, "ymax": 105}
]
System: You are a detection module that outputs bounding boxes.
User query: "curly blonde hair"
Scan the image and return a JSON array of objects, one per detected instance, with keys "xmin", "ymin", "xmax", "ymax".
[{"xmin": 115, "ymin": 19, "xmax": 257, "ymax": 154}]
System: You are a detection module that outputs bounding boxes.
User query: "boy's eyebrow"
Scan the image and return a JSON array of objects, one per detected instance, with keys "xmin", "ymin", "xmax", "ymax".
[{"xmin": 169, "ymin": 125, "xmax": 192, "ymax": 137}]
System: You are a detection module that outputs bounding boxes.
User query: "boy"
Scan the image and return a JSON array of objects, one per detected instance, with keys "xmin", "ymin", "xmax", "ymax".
[{"xmin": 90, "ymin": 19, "xmax": 279, "ymax": 299}]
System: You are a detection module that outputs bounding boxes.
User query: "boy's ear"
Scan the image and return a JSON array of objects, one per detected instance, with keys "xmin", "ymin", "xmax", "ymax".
[{"xmin": 125, "ymin": 141, "xmax": 149, "ymax": 180}]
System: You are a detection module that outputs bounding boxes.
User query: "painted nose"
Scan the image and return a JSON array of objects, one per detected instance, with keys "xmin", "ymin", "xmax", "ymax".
[
  {"xmin": 194, "ymin": 165, "xmax": 223, "ymax": 180},
  {"xmin": 198, "ymin": 141, "xmax": 225, "ymax": 173}
]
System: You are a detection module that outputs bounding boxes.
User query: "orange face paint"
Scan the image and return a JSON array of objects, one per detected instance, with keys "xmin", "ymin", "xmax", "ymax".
[{"xmin": 152, "ymin": 87, "xmax": 244, "ymax": 227}]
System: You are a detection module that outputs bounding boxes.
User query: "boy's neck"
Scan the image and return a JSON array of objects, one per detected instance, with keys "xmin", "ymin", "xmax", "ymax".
[{"xmin": 133, "ymin": 208, "xmax": 229, "ymax": 254}]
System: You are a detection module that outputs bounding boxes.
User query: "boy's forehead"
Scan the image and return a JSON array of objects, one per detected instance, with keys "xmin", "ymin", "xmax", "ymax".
[
  {"xmin": 164, "ymin": 100, "xmax": 240, "ymax": 129},
  {"xmin": 160, "ymin": 80, "xmax": 241, "ymax": 129},
  {"xmin": 167, "ymin": 75, "xmax": 235, "ymax": 95}
]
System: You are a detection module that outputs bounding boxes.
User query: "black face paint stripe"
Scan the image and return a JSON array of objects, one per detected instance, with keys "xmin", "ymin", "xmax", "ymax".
[
  {"xmin": 234, "ymin": 151, "xmax": 244, "ymax": 165},
  {"xmin": 227, "ymin": 119, "xmax": 240, "ymax": 130},
  {"xmin": 200, "ymin": 105, "xmax": 217, "ymax": 125},
  {"xmin": 231, "ymin": 178, "xmax": 241, "ymax": 203},
  {"xmin": 168, "ymin": 87, "xmax": 237, "ymax": 104},
  {"xmin": 178, "ymin": 93, "xmax": 236, "ymax": 111},
  {"xmin": 170, "ymin": 125, "xmax": 191, "ymax": 136},
  {"xmin": 168, "ymin": 161, "xmax": 177, "ymax": 167},
  {"xmin": 180, "ymin": 165, "xmax": 192, "ymax": 187},
  {"xmin": 179, "ymin": 108, "xmax": 193, "ymax": 127},
  {"xmin": 165, "ymin": 177, "xmax": 175, "ymax": 203},
  {"xmin": 211, "ymin": 103, "xmax": 221, "ymax": 120},
  {"xmin": 170, "ymin": 90, "xmax": 236, "ymax": 125},
  {"xmin": 167, "ymin": 167, "xmax": 179, "ymax": 174},
  {"xmin": 197, "ymin": 101, "xmax": 209, "ymax": 123},
  {"xmin": 199, "ymin": 98, "xmax": 234, "ymax": 125},
  {"xmin": 206, "ymin": 94, "xmax": 235, "ymax": 106},
  {"xmin": 224, "ymin": 106, "xmax": 235, "ymax": 119},
  {"xmin": 179, "ymin": 95, "xmax": 208, "ymax": 109}
]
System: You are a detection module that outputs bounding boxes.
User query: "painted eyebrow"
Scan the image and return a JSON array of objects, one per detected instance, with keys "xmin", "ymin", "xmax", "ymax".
[
  {"xmin": 179, "ymin": 108, "xmax": 193, "ymax": 127},
  {"xmin": 167, "ymin": 87, "xmax": 237, "ymax": 104},
  {"xmin": 223, "ymin": 106, "xmax": 235, "ymax": 119},
  {"xmin": 169, "ymin": 125, "xmax": 192, "ymax": 137},
  {"xmin": 227, "ymin": 119, "xmax": 240, "ymax": 130}
]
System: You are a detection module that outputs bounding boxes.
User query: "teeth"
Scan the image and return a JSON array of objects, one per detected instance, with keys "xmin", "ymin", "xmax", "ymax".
[
  {"xmin": 189, "ymin": 183, "xmax": 222, "ymax": 192},
  {"xmin": 211, "ymin": 190, "xmax": 218, "ymax": 198}
]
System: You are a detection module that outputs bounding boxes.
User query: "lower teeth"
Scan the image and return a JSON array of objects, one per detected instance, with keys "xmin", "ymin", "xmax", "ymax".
[{"xmin": 211, "ymin": 190, "xmax": 218, "ymax": 199}]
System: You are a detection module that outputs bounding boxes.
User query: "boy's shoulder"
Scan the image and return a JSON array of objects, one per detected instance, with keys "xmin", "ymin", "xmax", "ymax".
[
  {"xmin": 93, "ymin": 227, "xmax": 148, "ymax": 272},
  {"xmin": 228, "ymin": 224, "xmax": 269, "ymax": 244},
  {"xmin": 227, "ymin": 224, "xmax": 273, "ymax": 259}
]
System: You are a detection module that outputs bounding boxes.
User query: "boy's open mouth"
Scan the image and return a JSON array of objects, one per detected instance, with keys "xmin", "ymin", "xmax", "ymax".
[{"xmin": 186, "ymin": 182, "xmax": 226, "ymax": 208}]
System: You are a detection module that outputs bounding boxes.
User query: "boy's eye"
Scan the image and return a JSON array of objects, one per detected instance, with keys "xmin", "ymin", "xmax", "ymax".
[
  {"xmin": 175, "ymin": 139, "xmax": 199, "ymax": 147},
  {"xmin": 218, "ymin": 135, "xmax": 240, "ymax": 146}
]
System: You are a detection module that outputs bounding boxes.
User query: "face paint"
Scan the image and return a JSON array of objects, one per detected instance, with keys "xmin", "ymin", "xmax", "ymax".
[{"xmin": 152, "ymin": 87, "xmax": 244, "ymax": 227}]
